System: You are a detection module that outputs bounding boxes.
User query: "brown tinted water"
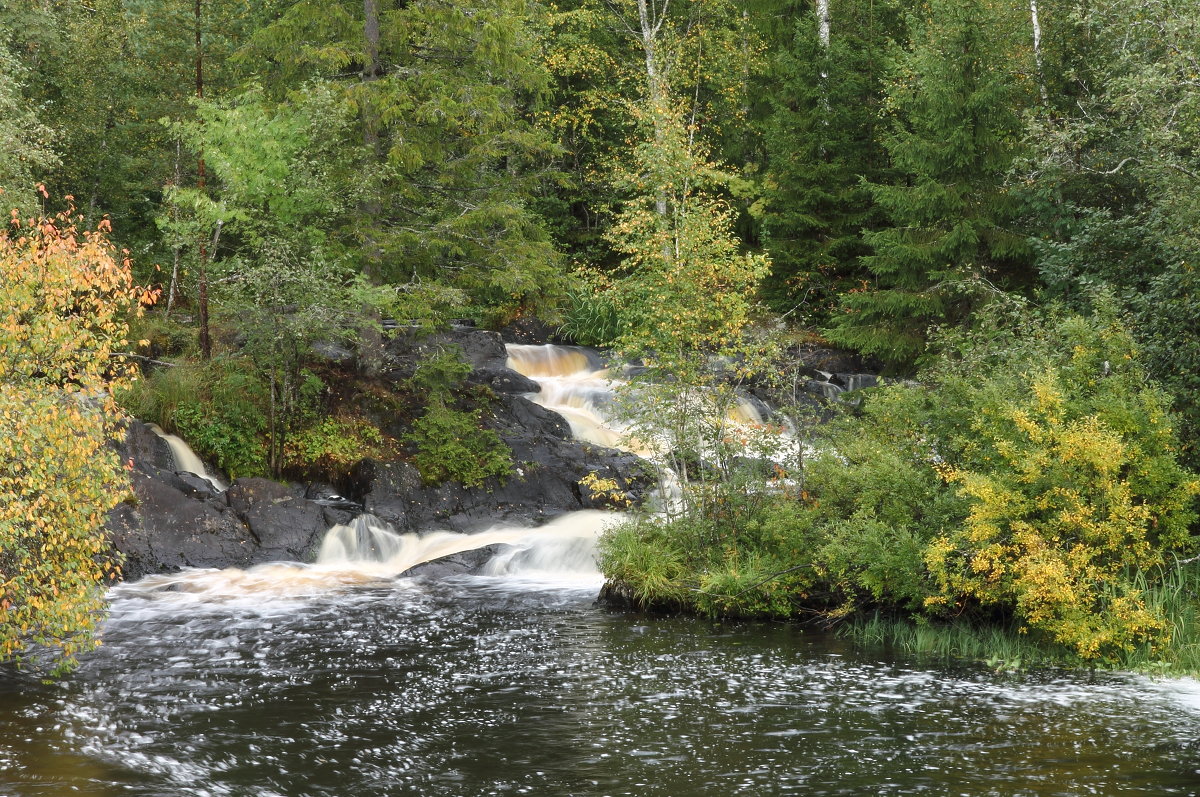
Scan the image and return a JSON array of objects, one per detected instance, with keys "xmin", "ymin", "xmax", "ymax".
[{"xmin": 3, "ymin": 563, "xmax": 1200, "ymax": 796}]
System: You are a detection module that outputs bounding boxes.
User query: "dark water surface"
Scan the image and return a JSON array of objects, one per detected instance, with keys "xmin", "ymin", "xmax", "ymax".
[{"xmin": 3, "ymin": 572, "xmax": 1200, "ymax": 796}]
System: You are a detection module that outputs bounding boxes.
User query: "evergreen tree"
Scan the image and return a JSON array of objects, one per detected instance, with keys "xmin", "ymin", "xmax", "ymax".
[
  {"xmin": 0, "ymin": 43, "xmax": 56, "ymax": 211},
  {"xmin": 753, "ymin": 0, "xmax": 898, "ymax": 325},
  {"xmin": 826, "ymin": 0, "xmax": 1033, "ymax": 367},
  {"xmin": 243, "ymin": 0, "xmax": 566, "ymax": 324}
]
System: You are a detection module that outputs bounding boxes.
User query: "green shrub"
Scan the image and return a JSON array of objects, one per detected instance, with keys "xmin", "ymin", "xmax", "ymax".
[
  {"xmin": 116, "ymin": 365, "xmax": 205, "ymax": 431},
  {"xmin": 405, "ymin": 404, "xmax": 511, "ymax": 487},
  {"xmin": 285, "ymin": 416, "xmax": 385, "ymax": 479},
  {"xmin": 174, "ymin": 403, "xmax": 267, "ymax": 480},
  {"xmin": 599, "ymin": 298, "xmax": 1200, "ymax": 667}
]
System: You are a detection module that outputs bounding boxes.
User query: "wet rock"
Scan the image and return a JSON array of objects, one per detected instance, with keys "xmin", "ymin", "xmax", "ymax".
[
  {"xmin": 399, "ymin": 544, "xmax": 507, "ymax": 579},
  {"xmin": 312, "ymin": 341, "xmax": 356, "ymax": 365},
  {"xmin": 382, "ymin": 326, "xmax": 510, "ymax": 382},
  {"xmin": 121, "ymin": 419, "xmax": 175, "ymax": 472},
  {"xmin": 343, "ymin": 393, "xmax": 652, "ymax": 534},
  {"xmin": 108, "ymin": 471, "xmax": 255, "ymax": 581},
  {"xmin": 305, "ymin": 482, "xmax": 362, "ymax": 511},
  {"xmin": 467, "ymin": 366, "xmax": 541, "ymax": 394},
  {"xmin": 225, "ymin": 478, "xmax": 329, "ymax": 563}
]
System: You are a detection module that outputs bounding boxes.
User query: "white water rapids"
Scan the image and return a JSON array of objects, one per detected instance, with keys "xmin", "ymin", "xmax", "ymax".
[{"xmin": 123, "ymin": 342, "xmax": 790, "ymax": 601}]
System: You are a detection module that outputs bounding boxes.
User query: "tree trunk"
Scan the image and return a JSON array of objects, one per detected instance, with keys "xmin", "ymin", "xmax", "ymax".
[
  {"xmin": 195, "ymin": 0, "xmax": 212, "ymax": 360},
  {"xmin": 358, "ymin": 0, "xmax": 386, "ymax": 374},
  {"xmin": 1029, "ymin": 0, "xmax": 1049, "ymax": 103},
  {"xmin": 817, "ymin": 0, "xmax": 831, "ymax": 131},
  {"xmin": 637, "ymin": 0, "xmax": 671, "ymax": 221},
  {"xmin": 166, "ymin": 139, "xmax": 182, "ymax": 316}
]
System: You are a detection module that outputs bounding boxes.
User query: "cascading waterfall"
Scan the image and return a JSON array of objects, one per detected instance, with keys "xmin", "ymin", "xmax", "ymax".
[
  {"xmin": 116, "ymin": 511, "xmax": 620, "ymax": 600},
  {"xmin": 121, "ymin": 343, "xmax": 785, "ymax": 602},
  {"xmin": 506, "ymin": 344, "xmax": 628, "ymax": 449},
  {"xmin": 146, "ymin": 423, "xmax": 228, "ymax": 492},
  {"xmin": 507, "ymin": 342, "xmax": 796, "ymax": 461}
]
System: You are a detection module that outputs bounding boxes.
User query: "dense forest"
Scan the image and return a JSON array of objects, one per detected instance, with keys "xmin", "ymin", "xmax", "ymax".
[{"xmin": 2, "ymin": 0, "xmax": 1200, "ymax": 670}]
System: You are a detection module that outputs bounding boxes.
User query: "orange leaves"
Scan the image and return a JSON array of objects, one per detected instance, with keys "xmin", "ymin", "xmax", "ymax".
[{"xmin": 0, "ymin": 208, "xmax": 141, "ymax": 671}]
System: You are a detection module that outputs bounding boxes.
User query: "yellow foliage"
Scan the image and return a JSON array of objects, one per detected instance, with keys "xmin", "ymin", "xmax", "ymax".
[
  {"xmin": 926, "ymin": 367, "xmax": 1199, "ymax": 661},
  {"xmin": 0, "ymin": 208, "xmax": 152, "ymax": 670}
]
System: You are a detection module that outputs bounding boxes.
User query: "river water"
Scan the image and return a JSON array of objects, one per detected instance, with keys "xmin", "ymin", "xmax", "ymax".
[{"xmin": 3, "ymin": 540, "xmax": 1200, "ymax": 796}]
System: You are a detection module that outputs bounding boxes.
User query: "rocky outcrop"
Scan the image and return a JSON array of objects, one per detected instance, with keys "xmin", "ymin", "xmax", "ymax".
[
  {"xmin": 107, "ymin": 326, "xmax": 654, "ymax": 580},
  {"xmin": 109, "ymin": 423, "xmax": 354, "ymax": 580},
  {"xmin": 346, "ymin": 394, "xmax": 650, "ymax": 533}
]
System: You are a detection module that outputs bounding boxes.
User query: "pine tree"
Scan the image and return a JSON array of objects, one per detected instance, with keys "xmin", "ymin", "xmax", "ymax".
[
  {"xmin": 826, "ymin": 0, "xmax": 1033, "ymax": 367},
  {"xmin": 243, "ymin": 0, "xmax": 565, "ymax": 324}
]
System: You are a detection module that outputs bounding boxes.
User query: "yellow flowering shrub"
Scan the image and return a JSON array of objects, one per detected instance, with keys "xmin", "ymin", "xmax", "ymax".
[{"xmin": 926, "ymin": 353, "xmax": 1200, "ymax": 661}]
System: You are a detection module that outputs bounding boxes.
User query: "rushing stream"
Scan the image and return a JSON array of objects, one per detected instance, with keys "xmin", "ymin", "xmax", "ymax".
[
  {"xmin": 4, "ymin": 344, "xmax": 1200, "ymax": 795},
  {"xmin": 3, "ymin": 560, "xmax": 1200, "ymax": 796}
]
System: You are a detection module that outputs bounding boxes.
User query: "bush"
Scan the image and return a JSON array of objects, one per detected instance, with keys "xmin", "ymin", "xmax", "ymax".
[
  {"xmin": 403, "ymin": 346, "xmax": 512, "ymax": 487},
  {"xmin": 599, "ymin": 298, "xmax": 1200, "ymax": 665},
  {"xmin": 285, "ymin": 416, "xmax": 385, "ymax": 479},
  {"xmin": 406, "ymin": 404, "xmax": 511, "ymax": 487}
]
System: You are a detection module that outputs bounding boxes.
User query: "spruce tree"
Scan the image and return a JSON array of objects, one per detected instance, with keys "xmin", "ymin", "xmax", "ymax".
[
  {"xmin": 754, "ymin": 0, "xmax": 897, "ymax": 325},
  {"xmin": 826, "ymin": 0, "xmax": 1032, "ymax": 367},
  {"xmin": 241, "ymin": 0, "xmax": 565, "ymax": 324}
]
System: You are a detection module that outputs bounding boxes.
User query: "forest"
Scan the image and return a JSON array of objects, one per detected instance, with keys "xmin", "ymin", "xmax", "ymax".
[{"xmin": 2, "ymin": 0, "xmax": 1200, "ymax": 671}]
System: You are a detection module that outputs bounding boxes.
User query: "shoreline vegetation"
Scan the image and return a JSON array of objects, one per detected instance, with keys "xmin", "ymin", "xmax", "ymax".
[
  {"xmin": 2, "ymin": 0, "xmax": 1198, "ymax": 676},
  {"xmin": 596, "ymin": 301, "xmax": 1200, "ymax": 675}
]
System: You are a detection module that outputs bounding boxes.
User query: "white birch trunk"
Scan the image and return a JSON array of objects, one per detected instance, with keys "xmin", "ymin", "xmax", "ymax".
[{"xmin": 1030, "ymin": 0, "xmax": 1049, "ymax": 103}]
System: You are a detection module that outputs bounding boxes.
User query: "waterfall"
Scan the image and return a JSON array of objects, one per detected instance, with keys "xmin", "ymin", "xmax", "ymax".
[
  {"xmin": 146, "ymin": 423, "xmax": 227, "ymax": 492},
  {"xmin": 506, "ymin": 343, "xmax": 796, "ymax": 462},
  {"xmin": 506, "ymin": 344, "xmax": 628, "ymax": 449},
  {"xmin": 115, "ymin": 511, "xmax": 620, "ymax": 600}
]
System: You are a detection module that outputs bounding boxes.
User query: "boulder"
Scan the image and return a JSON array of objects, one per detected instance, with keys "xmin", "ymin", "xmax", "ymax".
[
  {"xmin": 224, "ymin": 478, "xmax": 330, "ymax": 562},
  {"xmin": 467, "ymin": 366, "xmax": 541, "ymax": 394},
  {"xmin": 382, "ymin": 325, "xmax": 510, "ymax": 382},
  {"xmin": 345, "ymin": 393, "xmax": 652, "ymax": 533},
  {"xmin": 108, "ymin": 471, "xmax": 256, "ymax": 581}
]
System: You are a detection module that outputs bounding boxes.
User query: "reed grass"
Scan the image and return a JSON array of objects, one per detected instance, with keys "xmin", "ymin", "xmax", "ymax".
[{"xmin": 841, "ymin": 559, "xmax": 1200, "ymax": 676}]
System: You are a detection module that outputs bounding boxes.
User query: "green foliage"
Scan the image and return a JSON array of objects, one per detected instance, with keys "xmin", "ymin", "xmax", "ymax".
[
  {"xmin": 409, "ymin": 347, "xmax": 472, "ymax": 399},
  {"xmin": 753, "ymin": 0, "xmax": 898, "ymax": 325},
  {"xmin": 284, "ymin": 416, "xmax": 385, "ymax": 480},
  {"xmin": 402, "ymin": 346, "xmax": 512, "ymax": 487},
  {"xmin": 117, "ymin": 359, "xmax": 204, "ymax": 431},
  {"xmin": 602, "ymin": 301, "xmax": 1200, "ymax": 665},
  {"xmin": 596, "ymin": 100, "xmax": 768, "ymax": 363},
  {"xmin": 1137, "ymin": 263, "xmax": 1200, "ymax": 469},
  {"xmin": 597, "ymin": 517, "xmax": 691, "ymax": 607},
  {"xmin": 406, "ymin": 405, "xmax": 511, "ymax": 488},
  {"xmin": 242, "ymin": 0, "xmax": 567, "ymax": 322},
  {"xmin": 826, "ymin": 0, "xmax": 1033, "ymax": 366},
  {"xmin": 173, "ymin": 403, "xmax": 267, "ymax": 481},
  {"xmin": 0, "ymin": 43, "xmax": 57, "ymax": 211},
  {"xmin": 557, "ymin": 285, "xmax": 623, "ymax": 347}
]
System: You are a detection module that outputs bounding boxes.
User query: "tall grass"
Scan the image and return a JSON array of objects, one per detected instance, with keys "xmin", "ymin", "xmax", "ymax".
[
  {"xmin": 841, "ymin": 560, "xmax": 1200, "ymax": 676},
  {"xmin": 840, "ymin": 612, "xmax": 1068, "ymax": 672},
  {"xmin": 116, "ymin": 364, "xmax": 206, "ymax": 431}
]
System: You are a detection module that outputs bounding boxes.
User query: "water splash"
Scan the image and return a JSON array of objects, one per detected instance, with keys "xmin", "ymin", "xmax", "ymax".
[
  {"xmin": 507, "ymin": 344, "xmax": 626, "ymax": 449},
  {"xmin": 114, "ymin": 511, "xmax": 621, "ymax": 601},
  {"xmin": 506, "ymin": 343, "xmax": 797, "ymax": 464}
]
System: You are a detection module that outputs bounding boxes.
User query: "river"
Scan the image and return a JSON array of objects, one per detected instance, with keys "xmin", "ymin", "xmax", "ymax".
[{"xmin": 3, "ymin": 543, "xmax": 1200, "ymax": 796}]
